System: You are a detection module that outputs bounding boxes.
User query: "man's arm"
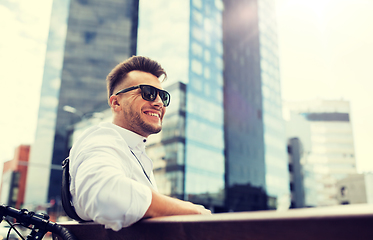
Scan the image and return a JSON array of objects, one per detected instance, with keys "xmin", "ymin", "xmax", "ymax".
[{"xmin": 143, "ymin": 188, "xmax": 211, "ymax": 218}]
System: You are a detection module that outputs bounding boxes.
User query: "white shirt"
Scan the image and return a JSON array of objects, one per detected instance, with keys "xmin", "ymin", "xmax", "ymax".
[{"xmin": 69, "ymin": 122, "xmax": 157, "ymax": 231}]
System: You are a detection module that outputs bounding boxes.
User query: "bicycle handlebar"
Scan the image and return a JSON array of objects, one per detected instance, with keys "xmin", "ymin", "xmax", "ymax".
[{"xmin": 0, "ymin": 205, "xmax": 77, "ymax": 240}]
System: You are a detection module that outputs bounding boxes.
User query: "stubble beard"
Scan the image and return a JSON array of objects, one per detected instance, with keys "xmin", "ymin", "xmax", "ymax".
[{"xmin": 126, "ymin": 109, "xmax": 162, "ymax": 136}]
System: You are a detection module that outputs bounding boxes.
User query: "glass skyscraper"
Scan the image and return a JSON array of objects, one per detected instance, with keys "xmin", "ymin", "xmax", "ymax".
[
  {"xmin": 138, "ymin": 0, "xmax": 225, "ymax": 209},
  {"xmin": 25, "ymin": 0, "xmax": 139, "ymax": 205},
  {"xmin": 223, "ymin": 0, "xmax": 289, "ymax": 211}
]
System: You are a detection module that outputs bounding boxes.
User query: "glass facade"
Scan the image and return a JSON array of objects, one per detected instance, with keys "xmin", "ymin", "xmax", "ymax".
[
  {"xmin": 223, "ymin": 0, "xmax": 266, "ymax": 211},
  {"xmin": 223, "ymin": 0, "xmax": 289, "ymax": 211},
  {"xmin": 138, "ymin": 0, "xmax": 225, "ymax": 208},
  {"xmin": 185, "ymin": 0, "xmax": 225, "ymax": 207},
  {"xmin": 26, "ymin": 0, "xmax": 139, "ymax": 205},
  {"xmin": 258, "ymin": 0, "xmax": 290, "ymax": 207}
]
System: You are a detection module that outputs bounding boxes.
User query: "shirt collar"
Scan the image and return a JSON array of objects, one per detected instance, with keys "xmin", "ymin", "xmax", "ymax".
[{"xmin": 101, "ymin": 122, "xmax": 147, "ymax": 151}]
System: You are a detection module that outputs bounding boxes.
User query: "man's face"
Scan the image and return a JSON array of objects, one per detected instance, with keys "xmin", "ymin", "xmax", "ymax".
[{"xmin": 113, "ymin": 70, "xmax": 166, "ymax": 137}]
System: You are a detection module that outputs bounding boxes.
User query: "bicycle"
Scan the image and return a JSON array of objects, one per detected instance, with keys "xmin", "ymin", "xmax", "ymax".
[{"xmin": 0, "ymin": 205, "xmax": 77, "ymax": 240}]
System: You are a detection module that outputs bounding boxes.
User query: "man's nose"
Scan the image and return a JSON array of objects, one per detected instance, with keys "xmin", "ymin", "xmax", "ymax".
[{"xmin": 152, "ymin": 94, "xmax": 163, "ymax": 107}]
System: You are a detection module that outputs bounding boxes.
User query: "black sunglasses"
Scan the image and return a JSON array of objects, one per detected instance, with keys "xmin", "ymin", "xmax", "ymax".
[{"xmin": 115, "ymin": 84, "xmax": 171, "ymax": 107}]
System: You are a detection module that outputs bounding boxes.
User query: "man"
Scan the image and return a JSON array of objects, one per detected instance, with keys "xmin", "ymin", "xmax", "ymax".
[{"xmin": 68, "ymin": 56, "xmax": 210, "ymax": 231}]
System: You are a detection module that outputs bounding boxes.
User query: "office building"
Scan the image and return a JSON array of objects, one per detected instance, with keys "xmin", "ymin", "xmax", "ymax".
[
  {"xmin": 223, "ymin": 0, "xmax": 289, "ymax": 210},
  {"xmin": 284, "ymin": 99, "xmax": 357, "ymax": 206},
  {"xmin": 25, "ymin": 0, "xmax": 139, "ymax": 205},
  {"xmin": 0, "ymin": 145, "xmax": 30, "ymax": 209}
]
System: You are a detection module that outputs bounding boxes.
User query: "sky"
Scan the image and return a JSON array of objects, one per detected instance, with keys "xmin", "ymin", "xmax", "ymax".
[
  {"xmin": 276, "ymin": 0, "xmax": 373, "ymax": 172},
  {"xmin": 0, "ymin": 0, "xmax": 53, "ymax": 162},
  {"xmin": 0, "ymin": 0, "xmax": 372, "ymax": 173}
]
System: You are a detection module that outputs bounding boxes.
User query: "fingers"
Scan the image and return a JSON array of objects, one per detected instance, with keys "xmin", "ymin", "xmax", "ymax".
[{"xmin": 195, "ymin": 204, "xmax": 212, "ymax": 215}]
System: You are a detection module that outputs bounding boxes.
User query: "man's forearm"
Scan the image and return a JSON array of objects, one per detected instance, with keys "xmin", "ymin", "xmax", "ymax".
[{"xmin": 143, "ymin": 189, "xmax": 211, "ymax": 218}]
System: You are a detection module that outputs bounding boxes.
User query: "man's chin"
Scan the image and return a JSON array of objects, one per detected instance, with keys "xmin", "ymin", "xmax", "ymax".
[
  {"xmin": 142, "ymin": 123, "xmax": 162, "ymax": 135},
  {"xmin": 151, "ymin": 126, "xmax": 162, "ymax": 134},
  {"xmin": 152, "ymin": 128, "xmax": 162, "ymax": 134}
]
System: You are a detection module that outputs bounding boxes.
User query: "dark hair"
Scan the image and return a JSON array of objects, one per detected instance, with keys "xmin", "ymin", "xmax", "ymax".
[{"xmin": 106, "ymin": 56, "xmax": 167, "ymax": 98}]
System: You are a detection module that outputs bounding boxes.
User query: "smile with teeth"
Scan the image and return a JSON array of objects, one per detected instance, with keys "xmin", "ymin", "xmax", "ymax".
[{"xmin": 145, "ymin": 112, "xmax": 160, "ymax": 118}]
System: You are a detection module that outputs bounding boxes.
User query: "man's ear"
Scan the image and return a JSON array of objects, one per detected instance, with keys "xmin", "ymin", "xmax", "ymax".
[{"xmin": 109, "ymin": 95, "xmax": 121, "ymax": 112}]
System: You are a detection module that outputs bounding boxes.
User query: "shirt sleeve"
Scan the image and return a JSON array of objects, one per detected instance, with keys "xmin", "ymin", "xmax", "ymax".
[{"xmin": 69, "ymin": 127, "xmax": 152, "ymax": 231}]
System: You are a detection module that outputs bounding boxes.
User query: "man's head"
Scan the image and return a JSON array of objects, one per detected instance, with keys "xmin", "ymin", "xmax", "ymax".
[{"xmin": 107, "ymin": 56, "xmax": 169, "ymax": 137}]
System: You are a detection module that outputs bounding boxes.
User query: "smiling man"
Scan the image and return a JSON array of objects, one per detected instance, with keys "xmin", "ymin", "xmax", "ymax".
[
  {"xmin": 68, "ymin": 56, "xmax": 210, "ymax": 231},
  {"xmin": 110, "ymin": 70, "xmax": 167, "ymax": 137}
]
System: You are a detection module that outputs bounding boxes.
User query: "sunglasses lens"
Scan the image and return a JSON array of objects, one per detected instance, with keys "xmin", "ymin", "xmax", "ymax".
[
  {"xmin": 141, "ymin": 85, "xmax": 157, "ymax": 101},
  {"xmin": 140, "ymin": 85, "xmax": 170, "ymax": 107},
  {"xmin": 159, "ymin": 91, "xmax": 170, "ymax": 107}
]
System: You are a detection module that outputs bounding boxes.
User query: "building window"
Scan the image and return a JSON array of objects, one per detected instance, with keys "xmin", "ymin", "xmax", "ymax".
[
  {"xmin": 192, "ymin": 26, "xmax": 203, "ymax": 42},
  {"xmin": 204, "ymin": 49, "xmax": 211, "ymax": 62},
  {"xmin": 204, "ymin": 18, "xmax": 212, "ymax": 32},
  {"xmin": 84, "ymin": 31, "xmax": 96, "ymax": 44},
  {"xmin": 192, "ymin": 0, "xmax": 203, "ymax": 10},
  {"xmin": 204, "ymin": 67, "xmax": 210, "ymax": 79},
  {"xmin": 192, "ymin": 10, "xmax": 203, "ymax": 25},
  {"xmin": 192, "ymin": 42, "xmax": 203, "ymax": 57},
  {"xmin": 191, "ymin": 59, "xmax": 203, "ymax": 75}
]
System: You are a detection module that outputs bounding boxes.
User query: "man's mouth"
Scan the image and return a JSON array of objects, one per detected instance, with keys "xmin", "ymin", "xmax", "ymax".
[{"xmin": 144, "ymin": 111, "xmax": 161, "ymax": 119}]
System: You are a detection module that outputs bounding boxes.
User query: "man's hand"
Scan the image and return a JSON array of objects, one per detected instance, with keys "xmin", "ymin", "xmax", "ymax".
[{"xmin": 143, "ymin": 189, "xmax": 211, "ymax": 218}]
